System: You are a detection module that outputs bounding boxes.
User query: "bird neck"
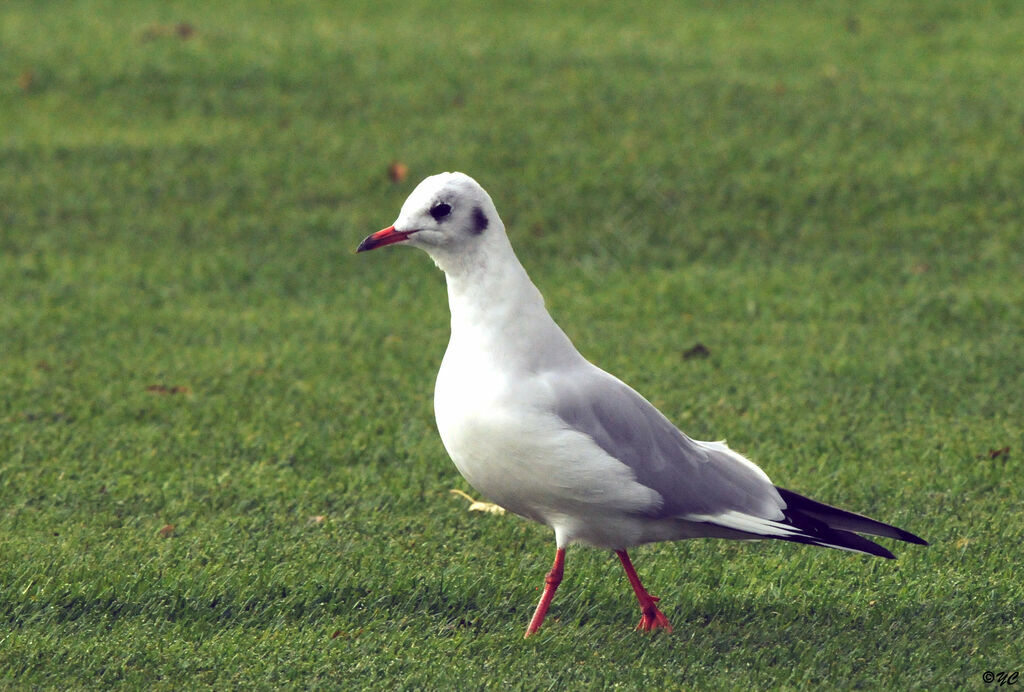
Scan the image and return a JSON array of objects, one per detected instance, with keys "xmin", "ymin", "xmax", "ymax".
[
  {"xmin": 443, "ymin": 235, "xmax": 543, "ymax": 328},
  {"xmin": 439, "ymin": 236, "xmax": 579, "ymax": 370}
]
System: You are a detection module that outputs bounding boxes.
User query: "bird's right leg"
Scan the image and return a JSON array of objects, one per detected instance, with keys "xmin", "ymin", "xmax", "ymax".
[
  {"xmin": 615, "ymin": 549, "xmax": 673, "ymax": 632},
  {"xmin": 524, "ymin": 547, "xmax": 565, "ymax": 637}
]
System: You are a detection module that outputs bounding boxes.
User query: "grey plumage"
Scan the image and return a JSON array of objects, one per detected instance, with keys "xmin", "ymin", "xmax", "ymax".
[{"xmin": 547, "ymin": 367, "xmax": 927, "ymax": 556}]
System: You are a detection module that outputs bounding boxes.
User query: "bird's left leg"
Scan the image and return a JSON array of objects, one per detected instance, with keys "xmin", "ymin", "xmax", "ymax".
[{"xmin": 615, "ymin": 550, "xmax": 673, "ymax": 632}]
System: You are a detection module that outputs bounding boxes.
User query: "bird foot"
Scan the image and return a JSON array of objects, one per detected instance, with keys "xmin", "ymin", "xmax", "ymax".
[{"xmin": 636, "ymin": 595, "xmax": 673, "ymax": 632}]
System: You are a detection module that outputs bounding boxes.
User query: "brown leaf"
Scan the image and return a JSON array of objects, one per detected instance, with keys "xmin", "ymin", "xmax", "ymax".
[
  {"xmin": 140, "ymin": 22, "xmax": 196, "ymax": 42},
  {"xmin": 157, "ymin": 524, "xmax": 175, "ymax": 538},
  {"xmin": 388, "ymin": 161, "xmax": 409, "ymax": 183},
  {"xmin": 146, "ymin": 384, "xmax": 191, "ymax": 395},
  {"xmin": 17, "ymin": 69, "xmax": 35, "ymax": 92},
  {"xmin": 682, "ymin": 343, "xmax": 711, "ymax": 360},
  {"xmin": 309, "ymin": 515, "xmax": 326, "ymax": 525}
]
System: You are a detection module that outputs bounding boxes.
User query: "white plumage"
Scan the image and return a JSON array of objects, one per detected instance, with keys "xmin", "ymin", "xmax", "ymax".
[{"xmin": 358, "ymin": 172, "xmax": 926, "ymax": 636}]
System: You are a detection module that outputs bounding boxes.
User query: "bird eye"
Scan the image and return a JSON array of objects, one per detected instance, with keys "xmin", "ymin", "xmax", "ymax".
[{"xmin": 430, "ymin": 202, "xmax": 452, "ymax": 221}]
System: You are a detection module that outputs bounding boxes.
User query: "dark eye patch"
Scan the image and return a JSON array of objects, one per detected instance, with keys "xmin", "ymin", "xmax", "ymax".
[
  {"xmin": 430, "ymin": 202, "xmax": 452, "ymax": 221},
  {"xmin": 471, "ymin": 206, "xmax": 489, "ymax": 235}
]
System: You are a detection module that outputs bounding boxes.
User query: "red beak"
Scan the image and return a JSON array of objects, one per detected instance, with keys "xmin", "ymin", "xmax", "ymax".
[{"xmin": 356, "ymin": 225, "xmax": 413, "ymax": 252}]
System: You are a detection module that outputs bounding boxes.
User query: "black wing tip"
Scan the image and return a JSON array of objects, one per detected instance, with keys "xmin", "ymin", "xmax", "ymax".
[
  {"xmin": 894, "ymin": 529, "xmax": 929, "ymax": 546},
  {"xmin": 775, "ymin": 485, "xmax": 927, "ymax": 547},
  {"xmin": 860, "ymin": 541, "xmax": 897, "ymax": 559},
  {"xmin": 783, "ymin": 527, "xmax": 898, "ymax": 559},
  {"xmin": 866, "ymin": 547, "xmax": 897, "ymax": 560}
]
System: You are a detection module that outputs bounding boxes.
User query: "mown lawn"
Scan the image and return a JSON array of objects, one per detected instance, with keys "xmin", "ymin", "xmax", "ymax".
[{"xmin": 1, "ymin": 0, "xmax": 1021, "ymax": 688}]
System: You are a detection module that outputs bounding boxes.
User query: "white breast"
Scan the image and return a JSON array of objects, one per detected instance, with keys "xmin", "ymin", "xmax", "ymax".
[{"xmin": 434, "ymin": 344, "xmax": 662, "ymax": 541}]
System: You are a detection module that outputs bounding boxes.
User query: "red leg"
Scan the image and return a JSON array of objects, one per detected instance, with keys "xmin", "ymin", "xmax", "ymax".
[
  {"xmin": 615, "ymin": 550, "xmax": 672, "ymax": 632},
  {"xmin": 524, "ymin": 547, "xmax": 565, "ymax": 637}
]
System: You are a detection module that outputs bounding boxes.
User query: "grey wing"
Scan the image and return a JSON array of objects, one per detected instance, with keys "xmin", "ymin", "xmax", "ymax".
[
  {"xmin": 546, "ymin": 365, "xmax": 786, "ymax": 523},
  {"xmin": 543, "ymin": 365, "xmax": 925, "ymax": 557}
]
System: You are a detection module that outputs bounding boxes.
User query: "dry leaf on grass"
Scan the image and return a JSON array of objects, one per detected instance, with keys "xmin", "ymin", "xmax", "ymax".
[
  {"xmin": 141, "ymin": 22, "xmax": 196, "ymax": 42},
  {"xmin": 388, "ymin": 161, "xmax": 409, "ymax": 183},
  {"xmin": 17, "ymin": 70, "xmax": 35, "ymax": 92},
  {"xmin": 682, "ymin": 342, "xmax": 711, "ymax": 360},
  {"xmin": 978, "ymin": 446, "xmax": 1010, "ymax": 461},
  {"xmin": 450, "ymin": 489, "xmax": 506, "ymax": 515},
  {"xmin": 146, "ymin": 385, "xmax": 191, "ymax": 395}
]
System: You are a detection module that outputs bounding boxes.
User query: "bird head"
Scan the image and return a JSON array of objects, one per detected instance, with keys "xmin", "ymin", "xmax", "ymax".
[{"xmin": 357, "ymin": 172, "xmax": 499, "ymax": 257}]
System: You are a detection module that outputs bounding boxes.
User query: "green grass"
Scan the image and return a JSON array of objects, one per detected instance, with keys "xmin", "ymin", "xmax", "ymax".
[{"xmin": 2, "ymin": 0, "xmax": 1022, "ymax": 687}]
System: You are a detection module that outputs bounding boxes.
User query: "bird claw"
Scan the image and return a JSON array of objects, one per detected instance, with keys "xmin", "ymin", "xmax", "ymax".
[
  {"xmin": 636, "ymin": 610, "xmax": 673, "ymax": 632},
  {"xmin": 636, "ymin": 596, "xmax": 673, "ymax": 632}
]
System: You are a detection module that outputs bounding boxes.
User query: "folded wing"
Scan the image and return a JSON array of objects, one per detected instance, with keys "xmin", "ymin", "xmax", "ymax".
[{"xmin": 546, "ymin": 365, "xmax": 926, "ymax": 557}]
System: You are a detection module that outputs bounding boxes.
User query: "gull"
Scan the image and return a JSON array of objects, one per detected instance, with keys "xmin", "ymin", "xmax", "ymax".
[{"xmin": 357, "ymin": 172, "xmax": 927, "ymax": 637}]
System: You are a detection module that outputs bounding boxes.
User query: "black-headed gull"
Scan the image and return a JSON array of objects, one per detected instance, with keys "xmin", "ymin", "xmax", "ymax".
[{"xmin": 357, "ymin": 172, "xmax": 926, "ymax": 637}]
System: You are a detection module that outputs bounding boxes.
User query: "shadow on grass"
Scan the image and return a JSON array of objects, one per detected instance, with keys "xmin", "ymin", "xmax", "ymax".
[{"xmin": 0, "ymin": 558, "xmax": 956, "ymax": 650}]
